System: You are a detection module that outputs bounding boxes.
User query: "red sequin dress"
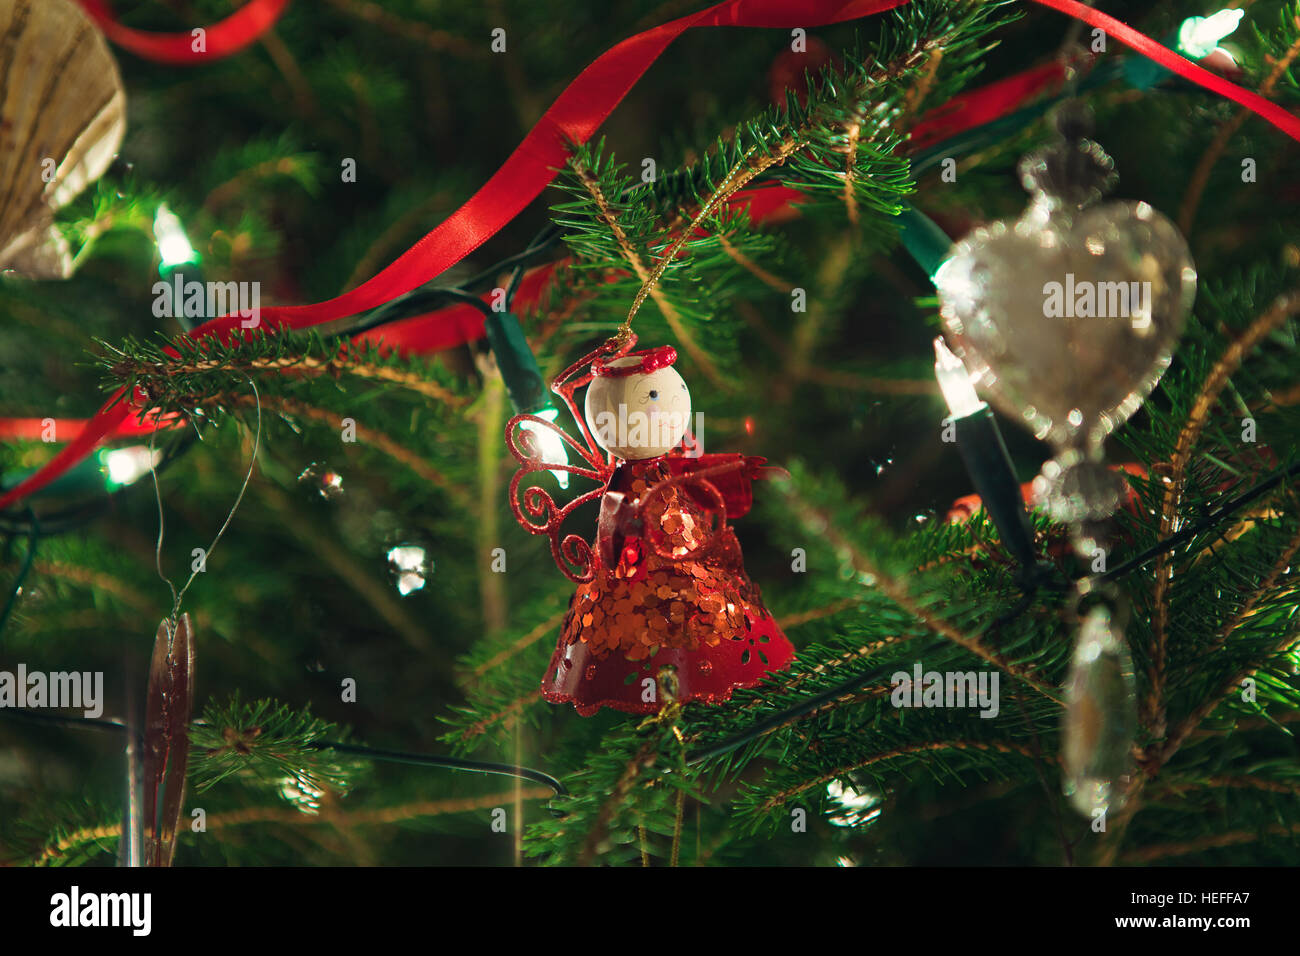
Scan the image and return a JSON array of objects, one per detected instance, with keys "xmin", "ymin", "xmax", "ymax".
[{"xmin": 541, "ymin": 455, "xmax": 794, "ymax": 716}]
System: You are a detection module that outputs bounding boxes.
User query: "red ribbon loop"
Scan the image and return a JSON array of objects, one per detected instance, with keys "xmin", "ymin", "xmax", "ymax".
[{"xmin": 76, "ymin": 0, "xmax": 291, "ymax": 64}]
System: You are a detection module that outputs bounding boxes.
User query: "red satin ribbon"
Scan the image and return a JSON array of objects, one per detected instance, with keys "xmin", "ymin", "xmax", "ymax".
[
  {"xmin": 0, "ymin": 414, "xmax": 171, "ymax": 442},
  {"xmin": 352, "ymin": 182, "xmax": 809, "ymax": 356},
  {"xmin": 907, "ymin": 60, "xmax": 1069, "ymax": 153},
  {"xmin": 76, "ymin": 0, "xmax": 291, "ymax": 64},
  {"xmin": 5, "ymin": 0, "xmax": 1298, "ymax": 510}
]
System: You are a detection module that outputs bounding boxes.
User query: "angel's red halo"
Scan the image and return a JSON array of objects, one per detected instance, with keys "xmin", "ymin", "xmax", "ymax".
[{"xmin": 590, "ymin": 345, "xmax": 678, "ymax": 379}]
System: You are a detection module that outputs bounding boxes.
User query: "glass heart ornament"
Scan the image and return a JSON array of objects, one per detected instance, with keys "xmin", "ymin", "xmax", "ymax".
[{"xmin": 935, "ymin": 132, "xmax": 1197, "ymax": 523}]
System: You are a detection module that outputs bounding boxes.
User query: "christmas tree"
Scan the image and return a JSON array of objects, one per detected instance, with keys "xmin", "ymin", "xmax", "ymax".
[{"xmin": 1, "ymin": 0, "xmax": 1298, "ymax": 869}]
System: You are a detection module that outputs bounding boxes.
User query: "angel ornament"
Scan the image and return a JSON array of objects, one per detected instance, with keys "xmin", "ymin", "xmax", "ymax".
[{"xmin": 507, "ymin": 335, "xmax": 794, "ymax": 716}]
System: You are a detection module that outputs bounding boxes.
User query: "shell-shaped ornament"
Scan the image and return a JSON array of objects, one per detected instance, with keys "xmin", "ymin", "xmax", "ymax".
[{"xmin": 0, "ymin": 0, "xmax": 126, "ymax": 278}]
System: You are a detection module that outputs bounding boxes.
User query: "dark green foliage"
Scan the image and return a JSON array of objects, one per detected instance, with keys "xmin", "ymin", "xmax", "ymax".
[{"xmin": 2, "ymin": 0, "xmax": 1298, "ymax": 867}]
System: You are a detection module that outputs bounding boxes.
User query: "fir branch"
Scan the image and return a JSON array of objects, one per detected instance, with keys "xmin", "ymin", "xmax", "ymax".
[
  {"xmin": 456, "ymin": 689, "xmax": 541, "ymax": 742},
  {"xmin": 622, "ymin": 135, "xmax": 803, "ymax": 335},
  {"xmin": 715, "ymin": 232, "xmax": 793, "ymax": 293},
  {"xmin": 1120, "ymin": 823, "xmax": 1300, "ymax": 864},
  {"xmin": 726, "ymin": 635, "xmax": 906, "ymax": 719},
  {"xmin": 111, "ymin": 348, "xmax": 468, "ymax": 408},
  {"xmin": 841, "ymin": 120, "xmax": 861, "ymax": 226},
  {"xmin": 1198, "ymin": 518, "xmax": 1300, "ymax": 662},
  {"xmin": 779, "ymin": 483, "xmax": 1058, "ymax": 698},
  {"xmin": 577, "ymin": 737, "xmax": 661, "ymax": 866},
  {"xmin": 1159, "ymin": 775, "xmax": 1300, "ymax": 798},
  {"xmin": 31, "ymin": 824, "xmax": 120, "ymax": 867},
  {"xmin": 203, "ymin": 156, "xmax": 321, "ymax": 214},
  {"xmin": 569, "ymin": 154, "xmax": 723, "ymax": 384},
  {"xmin": 899, "ymin": 47, "xmax": 945, "ymax": 123},
  {"xmin": 30, "ymin": 790, "xmax": 552, "ymax": 866},
  {"xmin": 1155, "ymin": 612, "xmax": 1300, "ymax": 774},
  {"xmin": 775, "ymin": 597, "xmax": 866, "ymax": 630},
  {"xmin": 1149, "ymin": 289, "xmax": 1300, "ymax": 737},
  {"xmin": 321, "ymin": 0, "xmax": 489, "ymax": 59},
  {"xmin": 464, "ymin": 608, "xmax": 568, "ymax": 683},
  {"xmin": 756, "ymin": 738, "xmax": 1040, "ymax": 812}
]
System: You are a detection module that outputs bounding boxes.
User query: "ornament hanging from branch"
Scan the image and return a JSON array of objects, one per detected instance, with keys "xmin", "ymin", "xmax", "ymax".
[
  {"xmin": 0, "ymin": 0, "xmax": 126, "ymax": 278},
  {"xmin": 142, "ymin": 613, "xmax": 196, "ymax": 867},
  {"xmin": 935, "ymin": 102, "xmax": 1197, "ymax": 818},
  {"xmin": 506, "ymin": 334, "xmax": 794, "ymax": 716}
]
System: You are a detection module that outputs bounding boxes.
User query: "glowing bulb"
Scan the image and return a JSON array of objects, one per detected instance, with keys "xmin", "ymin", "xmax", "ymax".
[
  {"xmin": 1177, "ymin": 9, "xmax": 1243, "ymax": 59},
  {"xmin": 386, "ymin": 544, "xmax": 430, "ymax": 596},
  {"xmin": 521, "ymin": 407, "xmax": 570, "ymax": 489},
  {"xmin": 933, "ymin": 337, "xmax": 985, "ymax": 419},
  {"xmin": 826, "ymin": 780, "xmax": 882, "ymax": 828},
  {"xmin": 101, "ymin": 445, "xmax": 163, "ymax": 488},
  {"xmin": 277, "ymin": 775, "xmax": 325, "ymax": 814},
  {"xmin": 154, "ymin": 203, "xmax": 198, "ymax": 269}
]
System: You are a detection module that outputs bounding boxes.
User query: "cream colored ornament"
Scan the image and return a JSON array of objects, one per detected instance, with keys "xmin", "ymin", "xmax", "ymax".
[
  {"xmin": 584, "ymin": 351, "xmax": 691, "ymax": 460},
  {"xmin": 0, "ymin": 0, "xmax": 126, "ymax": 279}
]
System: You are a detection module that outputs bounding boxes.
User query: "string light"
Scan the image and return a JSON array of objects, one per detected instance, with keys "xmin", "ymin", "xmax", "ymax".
[
  {"xmin": 1176, "ymin": 9, "xmax": 1244, "ymax": 61},
  {"xmin": 153, "ymin": 204, "xmax": 198, "ymax": 269},
  {"xmin": 100, "ymin": 446, "xmax": 163, "ymax": 489},
  {"xmin": 933, "ymin": 337, "xmax": 985, "ymax": 419},
  {"xmin": 520, "ymin": 407, "xmax": 571, "ymax": 489},
  {"xmin": 932, "ymin": 337, "xmax": 1040, "ymax": 577}
]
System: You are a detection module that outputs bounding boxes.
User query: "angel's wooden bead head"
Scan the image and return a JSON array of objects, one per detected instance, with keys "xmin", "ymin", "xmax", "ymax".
[{"xmin": 584, "ymin": 345, "xmax": 690, "ymax": 460}]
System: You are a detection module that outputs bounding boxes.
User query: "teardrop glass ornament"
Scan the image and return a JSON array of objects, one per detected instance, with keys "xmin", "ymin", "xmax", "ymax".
[{"xmin": 1061, "ymin": 603, "xmax": 1137, "ymax": 817}]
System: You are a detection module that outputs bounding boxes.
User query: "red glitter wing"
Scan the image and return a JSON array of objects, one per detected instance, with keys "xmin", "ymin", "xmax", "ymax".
[
  {"xmin": 506, "ymin": 412, "xmax": 611, "ymax": 583},
  {"xmin": 504, "ymin": 334, "xmax": 650, "ymax": 582}
]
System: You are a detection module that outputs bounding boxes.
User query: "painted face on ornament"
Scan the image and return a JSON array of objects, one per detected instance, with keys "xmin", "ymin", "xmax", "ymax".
[{"xmin": 584, "ymin": 348, "xmax": 691, "ymax": 460}]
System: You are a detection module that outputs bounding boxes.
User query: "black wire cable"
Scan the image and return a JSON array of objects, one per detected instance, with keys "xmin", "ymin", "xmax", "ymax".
[
  {"xmin": 0, "ymin": 707, "xmax": 567, "ymax": 797},
  {"xmin": 314, "ymin": 741, "xmax": 567, "ymax": 796},
  {"xmin": 1098, "ymin": 458, "xmax": 1300, "ymax": 584},
  {"xmin": 463, "ymin": 222, "xmax": 562, "ymax": 293},
  {"xmin": 329, "ymin": 224, "xmax": 564, "ymax": 340},
  {"xmin": 0, "ymin": 510, "xmax": 41, "ymax": 642}
]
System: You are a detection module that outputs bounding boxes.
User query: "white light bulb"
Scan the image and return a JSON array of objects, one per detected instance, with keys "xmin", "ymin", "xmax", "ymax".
[
  {"xmin": 101, "ymin": 446, "xmax": 162, "ymax": 488},
  {"xmin": 521, "ymin": 408, "xmax": 570, "ymax": 489},
  {"xmin": 1177, "ymin": 9, "xmax": 1244, "ymax": 60},
  {"xmin": 933, "ymin": 337, "xmax": 986, "ymax": 419},
  {"xmin": 154, "ymin": 203, "xmax": 197, "ymax": 268}
]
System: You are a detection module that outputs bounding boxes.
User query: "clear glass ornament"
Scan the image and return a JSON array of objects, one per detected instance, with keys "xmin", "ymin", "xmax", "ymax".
[
  {"xmin": 1061, "ymin": 602, "xmax": 1137, "ymax": 818},
  {"xmin": 935, "ymin": 107, "xmax": 1196, "ymax": 525}
]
